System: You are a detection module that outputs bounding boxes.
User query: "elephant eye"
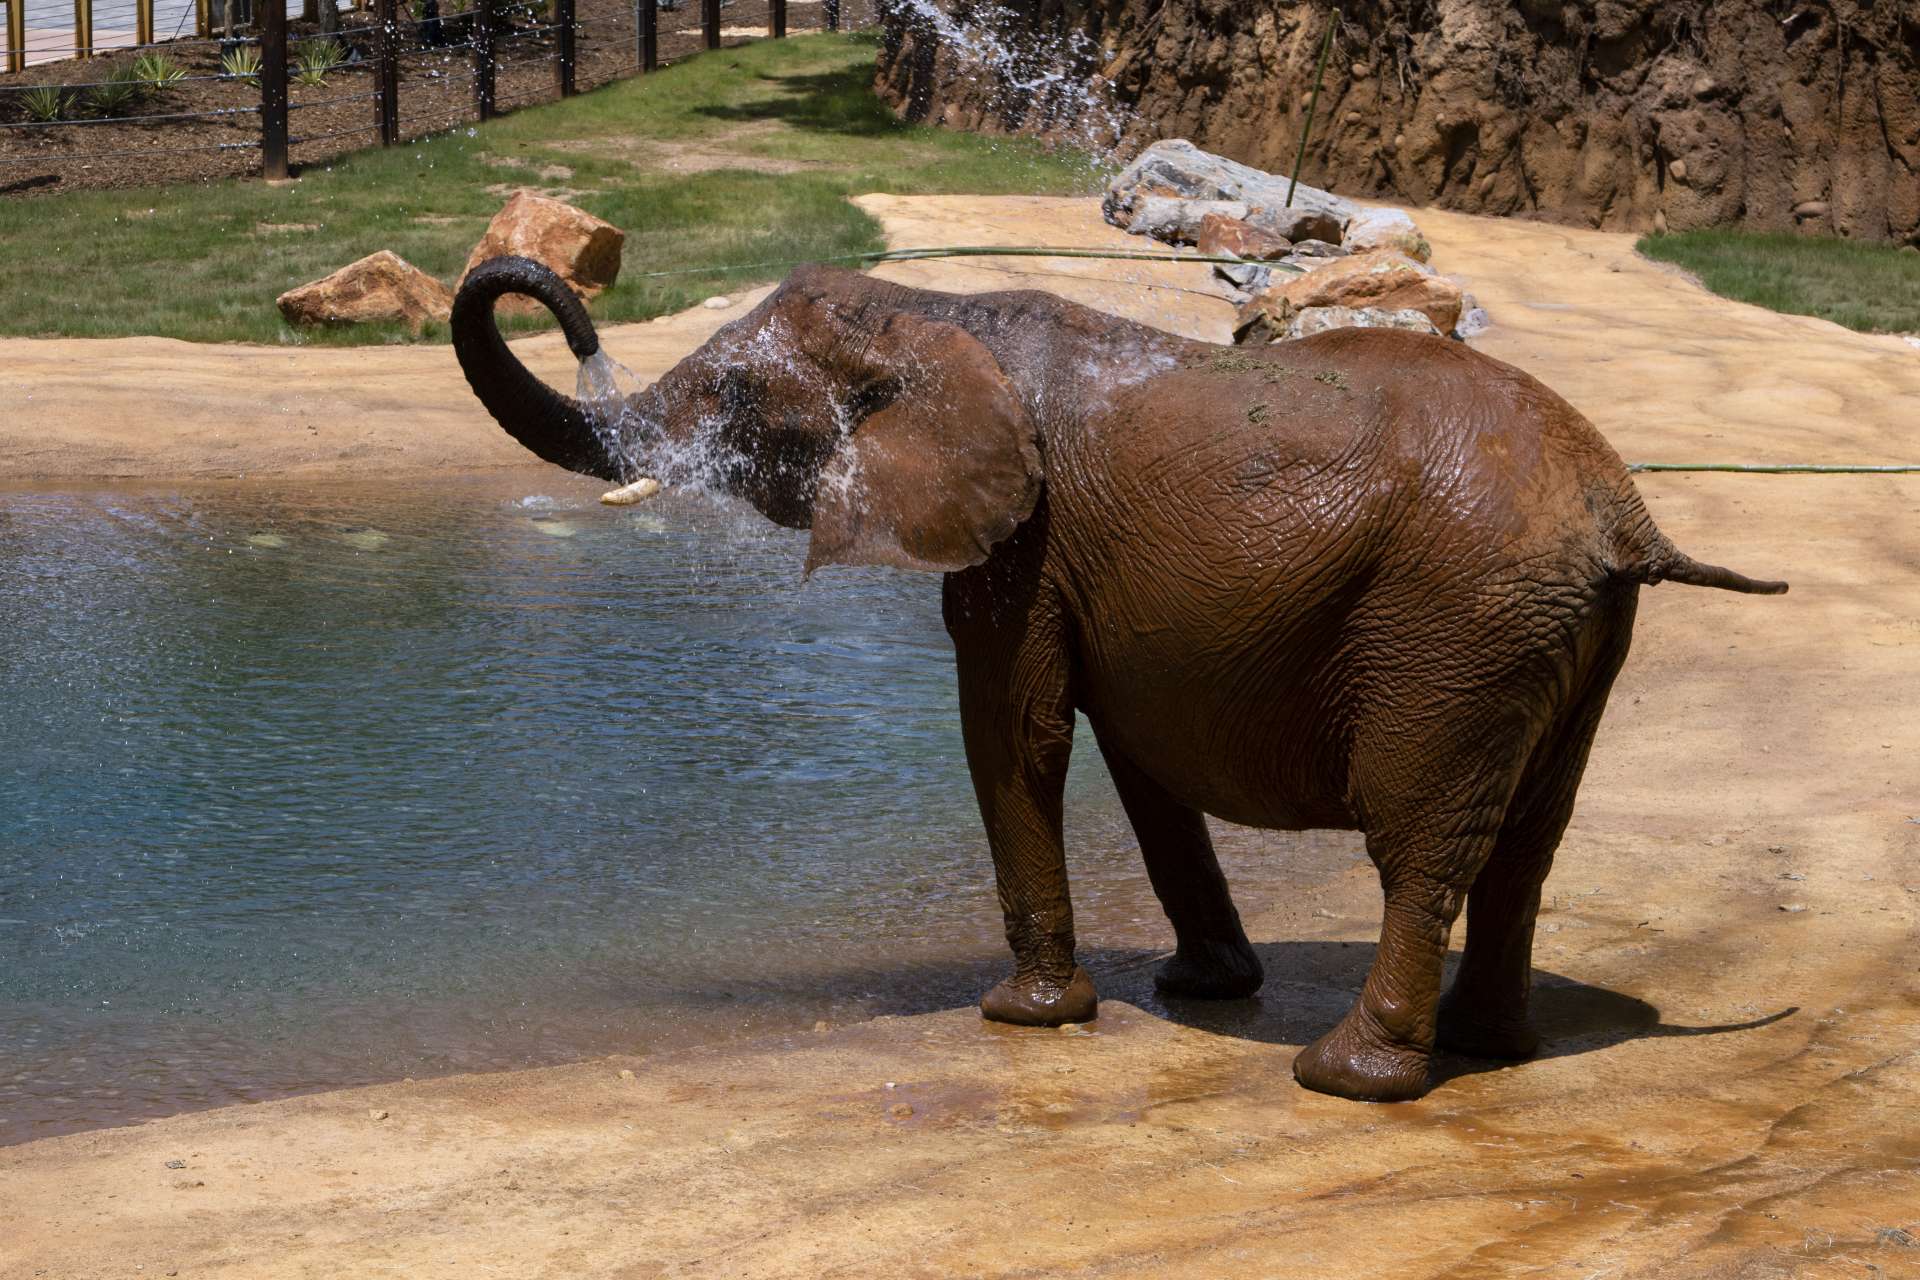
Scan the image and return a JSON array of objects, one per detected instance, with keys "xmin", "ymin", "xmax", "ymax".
[{"xmin": 844, "ymin": 375, "xmax": 902, "ymax": 426}]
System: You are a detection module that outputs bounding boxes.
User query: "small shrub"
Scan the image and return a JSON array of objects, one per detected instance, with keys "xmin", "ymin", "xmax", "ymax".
[
  {"xmin": 132, "ymin": 52, "xmax": 187, "ymax": 92},
  {"xmin": 221, "ymin": 44, "xmax": 262, "ymax": 87},
  {"xmin": 85, "ymin": 64, "xmax": 147, "ymax": 118},
  {"xmin": 19, "ymin": 86, "xmax": 71, "ymax": 124},
  {"xmin": 295, "ymin": 38, "xmax": 346, "ymax": 87}
]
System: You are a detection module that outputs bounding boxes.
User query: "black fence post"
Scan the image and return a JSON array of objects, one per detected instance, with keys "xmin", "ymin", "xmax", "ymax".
[
  {"xmin": 556, "ymin": 0, "xmax": 575, "ymax": 95},
  {"xmin": 637, "ymin": 0, "xmax": 655, "ymax": 71},
  {"xmin": 770, "ymin": 0, "xmax": 783, "ymax": 38},
  {"xmin": 261, "ymin": 0, "xmax": 290, "ymax": 178},
  {"xmin": 824, "ymin": 0, "xmax": 838, "ymax": 32},
  {"xmin": 376, "ymin": 0, "xmax": 399, "ymax": 143},
  {"xmin": 701, "ymin": 0, "xmax": 717, "ymax": 49},
  {"xmin": 474, "ymin": 0, "xmax": 496, "ymax": 121}
]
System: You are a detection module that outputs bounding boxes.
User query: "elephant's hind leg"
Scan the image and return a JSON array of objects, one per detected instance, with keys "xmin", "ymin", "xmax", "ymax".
[
  {"xmin": 1293, "ymin": 720, "xmax": 1531, "ymax": 1102},
  {"xmin": 1439, "ymin": 608, "xmax": 1636, "ymax": 1059},
  {"xmin": 1095, "ymin": 733, "xmax": 1262, "ymax": 999}
]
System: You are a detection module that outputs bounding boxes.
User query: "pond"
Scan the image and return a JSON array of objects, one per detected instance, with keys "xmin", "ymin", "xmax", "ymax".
[{"xmin": 0, "ymin": 474, "xmax": 1356, "ymax": 1144}]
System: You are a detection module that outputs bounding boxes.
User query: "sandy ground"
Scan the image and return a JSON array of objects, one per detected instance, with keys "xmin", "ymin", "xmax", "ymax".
[{"xmin": 3, "ymin": 199, "xmax": 1919, "ymax": 1278}]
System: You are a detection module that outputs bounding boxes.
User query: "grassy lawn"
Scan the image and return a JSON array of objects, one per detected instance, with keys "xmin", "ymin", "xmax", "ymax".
[
  {"xmin": 0, "ymin": 34, "xmax": 1097, "ymax": 345},
  {"xmin": 1638, "ymin": 229, "xmax": 1920, "ymax": 335}
]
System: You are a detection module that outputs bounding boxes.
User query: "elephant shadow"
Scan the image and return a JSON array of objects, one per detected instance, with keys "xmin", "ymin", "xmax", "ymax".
[
  {"xmin": 830, "ymin": 940, "xmax": 1793, "ymax": 1083},
  {"xmin": 1088, "ymin": 940, "xmax": 1796, "ymax": 1084}
]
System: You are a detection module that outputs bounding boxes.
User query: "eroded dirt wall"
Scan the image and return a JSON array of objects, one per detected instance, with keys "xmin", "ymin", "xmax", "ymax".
[{"xmin": 875, "ymin": 0, "xmax": 1920, "ymax": 243}]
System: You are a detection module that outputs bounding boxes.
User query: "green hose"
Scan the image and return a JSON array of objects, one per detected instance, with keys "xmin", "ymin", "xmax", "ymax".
[
  {"xmin": 628, "ymin": 244, "xmax": 1918, "ymax": 478},
  {"xmin": 1628, "ymin": 463, "xmax": 1920, "ymax": 474},
  {"xmin": 632, "ymin": 243, "xmax": 1309, "ymax": 280}
]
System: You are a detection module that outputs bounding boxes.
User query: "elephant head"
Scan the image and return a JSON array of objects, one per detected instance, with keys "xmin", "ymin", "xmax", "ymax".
[{"xmin": 452, "ymin": 256, "xmax": 1044, "ymax": 575}]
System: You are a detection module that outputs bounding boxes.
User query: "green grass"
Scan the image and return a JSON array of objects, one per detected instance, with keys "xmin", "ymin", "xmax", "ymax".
[
  {"xmin": 1638, "ymin": 229, "xmax": 1920, "ymax": 335},
  {"xmin": 0, "ymin": 34, "xmax": 1099, "ymax": 345}
]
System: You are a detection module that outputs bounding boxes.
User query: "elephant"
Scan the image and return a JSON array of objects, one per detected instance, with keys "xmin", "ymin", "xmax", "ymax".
[{"xmin": 452, "ymin": 255, "xmax": 1786, "ymax": 1102}]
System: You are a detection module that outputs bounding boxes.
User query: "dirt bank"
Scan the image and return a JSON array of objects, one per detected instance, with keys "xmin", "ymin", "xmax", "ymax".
[
  {"xmin": 876, "ymin": 0, "xmax": 1920, "ymax": 245},
  {"xmin": 2, "ymin": 199, "xmax": 1918, "ymax": 1276}
]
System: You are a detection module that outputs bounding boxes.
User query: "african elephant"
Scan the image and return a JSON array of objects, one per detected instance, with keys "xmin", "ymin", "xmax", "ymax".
[{"xmin": 452, "ymin": 256, "xmax": 1785, "ymax": 1102}]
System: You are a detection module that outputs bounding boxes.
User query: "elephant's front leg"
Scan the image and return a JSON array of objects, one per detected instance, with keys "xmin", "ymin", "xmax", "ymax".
[{"xmin": 947, "ymin": 575, "xmax": 1095, "ymax": 1027}]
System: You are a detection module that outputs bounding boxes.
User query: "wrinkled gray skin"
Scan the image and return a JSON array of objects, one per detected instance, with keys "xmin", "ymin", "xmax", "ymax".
[{"xmin": 454, "ymin": 256, "xmax": 1785, "ymax": 1101}]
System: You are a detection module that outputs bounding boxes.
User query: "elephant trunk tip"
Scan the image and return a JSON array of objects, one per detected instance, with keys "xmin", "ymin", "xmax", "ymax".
[{"xmin": 456, "ymin": 255, "xmax": 602, "ymax": 362}]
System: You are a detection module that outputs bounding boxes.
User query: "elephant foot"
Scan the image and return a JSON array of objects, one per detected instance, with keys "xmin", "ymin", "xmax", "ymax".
[
  {"xmin": 1292, "ymin": 1013, "xmax": 1432, "ymax": 1102},
  {"xmin": 981, "ymin": 965, "xmax": 1098, "ymax": 1027},
  {"xmin": 1436, "ymin": 994, "xmax": 1541, "ymax": 1060},
  {"xmin": 1154, "ymin": 938, "xmax": 1264, "ymax": 1000}
]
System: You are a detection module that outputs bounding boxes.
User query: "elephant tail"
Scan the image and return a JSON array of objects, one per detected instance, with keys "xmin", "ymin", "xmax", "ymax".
[
  {"xmin": 1603, "ymin": 486, "xmax": 1789, "ymax": 595},
  {"xmin": 452, "ymin": 255, "xmax": 626, "ymax": 481}
]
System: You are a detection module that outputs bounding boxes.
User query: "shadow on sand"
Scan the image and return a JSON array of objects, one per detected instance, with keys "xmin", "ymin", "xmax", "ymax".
[{"xmin": 794, "ymin": 939, "xmax": 1797, "ymax": 1088}]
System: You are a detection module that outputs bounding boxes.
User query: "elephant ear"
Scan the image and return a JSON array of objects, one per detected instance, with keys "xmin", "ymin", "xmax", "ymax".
[{"xmin": 805, "ymin": 310, "xmax": 1043, "ymax": 575}]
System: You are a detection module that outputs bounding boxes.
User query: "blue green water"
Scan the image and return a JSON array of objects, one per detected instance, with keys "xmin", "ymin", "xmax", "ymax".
[{"xmin": 0, "ymin": 475, "xmax": 1335, "ymax": 1145}]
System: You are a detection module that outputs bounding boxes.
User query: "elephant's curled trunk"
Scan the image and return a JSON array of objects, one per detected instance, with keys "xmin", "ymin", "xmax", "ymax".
[{"xmin": 452, "ymin": 255, "xmax": 626, "ymax": 482}]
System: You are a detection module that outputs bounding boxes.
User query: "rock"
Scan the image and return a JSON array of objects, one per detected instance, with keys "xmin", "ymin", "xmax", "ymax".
[
  {"xmin": 1213, "ymin": 260, "xmax": 1271, "ymax": 294},
  {"xmin": 1241, "ymin": 302, "xmax": 1443, "ymax": 344},
  {"xmin": 1104, "ymin": 139, "xmax": 1356, "ymax": 233},
  {"xmin": 702, "ymin": 295, "xmax": 733, "ymax": 310},
  {"xmin": 1793, "ymin": 200, "xmax": 1830, "ymax": 220},
  {"xmin": 1342, "ymin": 207, "xmax": 1432, "ymax": 262},
  {"xmin": 1667, "ymin": 158, "xmax": 1688, "ymax": 184},
  {"xmin": 1778, "ymin": 903, "xmax": 1808, "ymax": 913},
  {"xmin": 1456, "ymin": 301, "xmax": 1492, "ymax": 338},
  {"xmin": 1127, "ymin": 195, "xmax": 1250, "ymax": 244},
  {"xmin": 460, "ymin": 191, "xmax": 624, "ymax": 316},
  {"xmin": 368, "ymin": 1108, "xmax": 389, "ymax": 1121},
  {"xmin": 1245, "ymin": 205, "xmax": 1345, "ymax": 246},
  {"xmin": 1195, "ymin": 212, "xmax": 1292, "ymax": 261},
  {"xmin": 617, "ymin": 1068, "xmax": 635, "ymax": 1081},
  {"xmin": 1242, "ymin": 250, "xmax": 1463, "ymax": 338},
  {"xmin": 1286, "ymin": 239, "xmax": 1349, "ymax": 259},
  {"xmin": 276, "ymin": 251, "xmax": 453, "ymax": 335}
]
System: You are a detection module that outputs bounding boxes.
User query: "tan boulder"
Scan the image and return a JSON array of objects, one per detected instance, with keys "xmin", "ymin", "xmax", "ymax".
[
  {"xmin": 276, "ymin": 250, "xmax": 453, "ymax": 334},
  {"xmin": 1239, "ymin": 249, "xmax": 1463, "ymax": 337},
  {"xmin": 1195, "ymin": 212, "xmax": 1292, "ymax": 261},
  {"xmin": 460, "ymin": 191, "xmax": 624, "ymax": 314}
]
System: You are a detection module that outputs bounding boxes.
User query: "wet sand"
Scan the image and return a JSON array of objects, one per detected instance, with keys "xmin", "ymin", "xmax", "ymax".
[{"xmin": 2, "ymin": 200, "xmax": 1918, "ymax": 1276}]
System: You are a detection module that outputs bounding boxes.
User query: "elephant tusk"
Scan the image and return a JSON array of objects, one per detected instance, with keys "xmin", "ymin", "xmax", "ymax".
[{"xmin": 600, "ymin": 477, "xmax": 663, "ymax": 506}]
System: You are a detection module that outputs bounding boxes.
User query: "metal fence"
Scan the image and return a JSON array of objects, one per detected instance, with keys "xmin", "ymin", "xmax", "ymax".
[{"xmin": 1, "ymin": 0, "xmax": 868, "ymax": 193}]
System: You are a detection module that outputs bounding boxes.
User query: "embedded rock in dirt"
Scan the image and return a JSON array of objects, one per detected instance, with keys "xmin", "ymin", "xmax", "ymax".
[
  {"xmin": 1342, "ymin": 207, "xmax": 1431, "ymax": 263},
  {"xmin": 276, "ymin": 251, "xmax": 454, "ymax": 335},
  {"xmin": 878, "ymin": 1, "xmax": 1920, "ymax": 244},
  {"xmin": 1195, "ymin": 213, "xmax": 1292, "ymax": 262},
  {"xmin": 460, "ymin": 191, "xmax": 625, "ymax": 315},
  {"xmin": 1102, "ymin": 140, "xmax": 1356, "ymax": 234},
  {"xmin": 1239, "ymin": 249, "xmax": 1463, "ymax": 338},
  {"xmin": 1241, "ymin": 302, "xmax": 1443, "ymax": 345}
]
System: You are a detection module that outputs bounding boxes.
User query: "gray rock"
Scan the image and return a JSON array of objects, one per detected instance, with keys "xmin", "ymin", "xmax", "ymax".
[
  {"xmin": 1455, "ymin": 291, "xmax": 1491, "ymax": 338},
  {"xmin": 1105, "ymin": 139, "xmax": 1357, "ymax": 234},
  {"xmin": 1245, "ymin": 204, "xmax": 1344, "ymax": 246},
  {"xmin": 1342, "ymin": 206, "xmax": 1431, "ymax": 262},
  {"xmin": 1282, "ymin": 305, "xmax": 1441, "ymax": 341},
  {"xmin": 1213, "ymin": 259, "xmax": 1272, "ymax": 291},
  {"xmin": 1127, "ymin": 195, "xmax": 1251, "ymax": 245},
  {"xmin": 1285, "ymin": 239, "xmax": 1349, "ymax": 258}
]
